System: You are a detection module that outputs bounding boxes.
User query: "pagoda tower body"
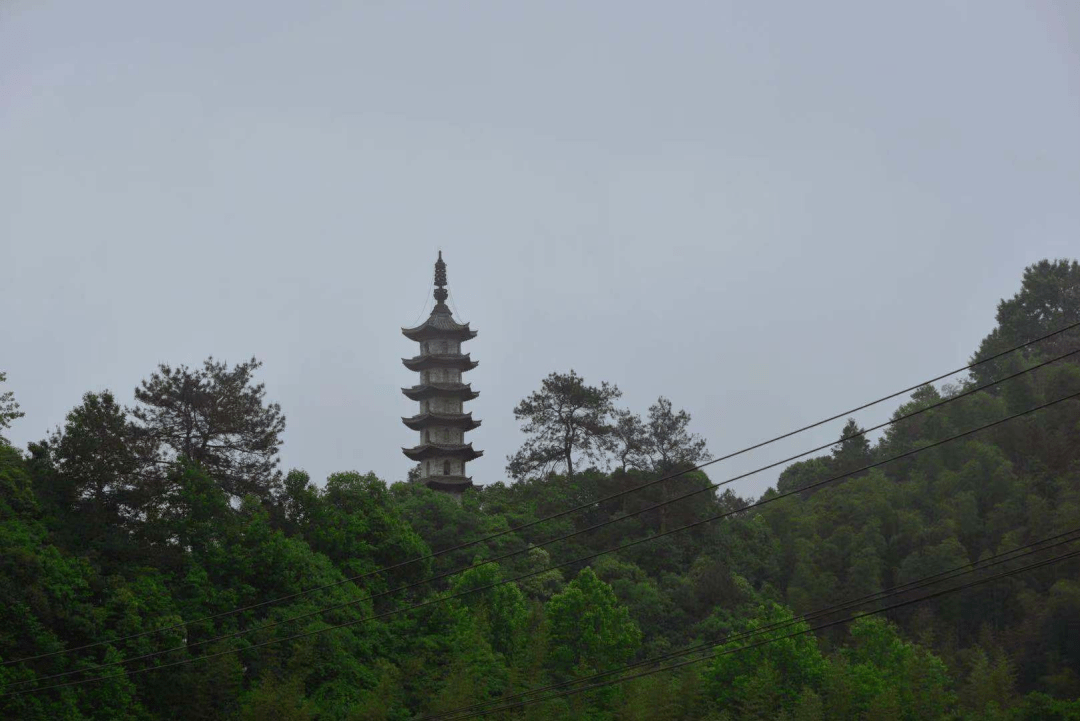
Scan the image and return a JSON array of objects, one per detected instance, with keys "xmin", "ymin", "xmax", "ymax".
[{"xmin": 401, "ymin": 252, "xmax": 482, "ymax": 497}]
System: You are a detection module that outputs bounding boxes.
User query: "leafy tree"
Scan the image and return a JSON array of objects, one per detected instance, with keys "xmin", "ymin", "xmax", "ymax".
[
  {"xmin": 839, "ymin": 616, "xmax": 954, "ymax": 720},
  {"xmin": 389, "ymin": 480, "xmax": 487, "ymax": 577},
  {"xmin": 877, "ymin": 384, "xmax": 953, "ymax": 459},
  {"xmin": 450, "ymin": 563, "xmax": 527, "ymax": 657},
  {"xmin": 972, "ymin": 259, "xmax": 1080, "ymax": 385},
  {"xmin": 994, "ymin": 258, "xmax": 1080, "ymax": 345},
  {"xmin": 961, "ymin": 646, "xmax": 1016, "ymax": 716},
  {"xmin": 594, "ymin": 556, "xmax": 681, "ymax": 653},
  {"xmin": 47, "ymin": 391, "xmax": 146, "ymax": 549},
  {"xmin": 1010, "ymin": 691, "xmax": 1080, "ymax": 720},
  {"xmin": 145, "ymin": 461, "xmax": 235, "ymax": 557},
  {"xmin": 131, "ymin": 356, "xmax": 285, "ymax": 501},
  {"xmin": 303, "ymin": 471, "xmax": 430, "ymax": 586},
  {"xmin": 516, "ymin": 546, "xmax": 565, "ymax": 601},
  {"xmin": 0, "ymin": 442, "xmax": 37, "ymax": 522},
  {"xmin": 618, "ymin": 671, "xmax": 691, "ymax": 721},
  {"xmin": 0, "ymin": 370, "xmax": 24, "ymax": 438},
  {"xmin": 240, "ymin": 673, "xmax": 312, "ymax": 721},
  {"xmin": 776, "ymin": 456, "xmax": 832, "ymax": 494},
  {"xmin": 348, "ymin": 660, "xmax": 406, "ymax": 721},
  {"xmin": 545, "ymin": 567, "xmax": 642, "ymax": 679},
  {"xmin": 507, "ymin": 370, "xmax": 621, "ymax": 479},
  {"xmin": 831, "ymin": 417, "xmax": 871, "ymax": 471},
  {"xmin": 704, "ymin": 601, "xmax": 827, "ymax": 717},
  {"xmin": 0, "ymin": 443, "xmax": 144, "ymax": 720},
  {"xmin": 276, "ymin": 469, "xmax": 319, "ymax": 535}
]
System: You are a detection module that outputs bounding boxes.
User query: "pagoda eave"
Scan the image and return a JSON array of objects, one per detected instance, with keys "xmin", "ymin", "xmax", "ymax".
[
  {"xmin": 424, "ymin": 476, "xmax": 475, "ymax": 492},
  {"xmin": 401, "ymin": 354, "xmax": 479, "ymax": 372},
  {"xmin": 402, "ymin": 326, "xmax": 478, "ymax": 343},
  {"xmin": 401, "ymin": 384, "xmax": 480, "ymax": 401},
  {"xmin": 401, "ymin": 305, "xmax": 477, "ymax": 342},
  {"xmin": 402, "ymin": 413, "xmax": 482, "ymax": 431},
  {"xmin": 402, "ymin": 444, "xmax": 484, "ymax": 462}
]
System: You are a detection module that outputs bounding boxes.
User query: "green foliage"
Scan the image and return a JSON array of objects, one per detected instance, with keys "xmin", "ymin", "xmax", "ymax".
[
  {"xmin": 546, "ymin": 567, "xmax": 642, "ymax": 679},
  {"xmin": 835, "ymin": 616, "xmax": 954, "ymax": 719},
  {"xmin": 961, "ymin": 646, "xmax": 1016, "ymax": 716},
  {"xmin": 47, "ymin": 392, "xmax": 144, "ymax": 556},
  {"xmin": 450, "ymin": 562, "xmax": 527, "ymax": 657},
  {"xmin": 972, "ymin": 259, "xmax": 1080, "ymax": 386},
  {"xmin": 704, "ymin": 601, "xmax": 827, "ymax": 717},
  {"xmin": 1009, "ymin": 691, "xmax": 1080, "ymax": 720},
  {"xmin": 0, "ymin": 371, "xmax": 24, "ymax": 438},
  {"xmin": 302, "ymin": 472, "xmax": 430, "ymax": 586}
]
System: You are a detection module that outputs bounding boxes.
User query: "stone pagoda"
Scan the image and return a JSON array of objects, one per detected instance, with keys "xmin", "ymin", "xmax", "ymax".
[{"xmin": 401, "ymin": 252, "xmax": 482, "ymax": 497}]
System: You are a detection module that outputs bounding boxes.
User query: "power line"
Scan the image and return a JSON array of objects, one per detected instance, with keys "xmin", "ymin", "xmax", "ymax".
[
  {"xmin": 440, "ymin": 545, "xmax": 1080, "ymax": 719},
  {"xmin": 4, "ymin": 350, "xmax": 1072, "ymax": 691},
  {"xmin": 5, "ymin": 321, "xmax": 1076, "ymax": 671},
  {"xmin": 407, "ymin": 265, "xmax": 436, "ymax": 327},
  {"xmin": 427, "ymin": 528, "xmax": 1080, "ymax": 719},
  {"xmin": 5, "ymin": 389, "xmax": 1077, "ymax": 697},
  {"xmin": 447, "ymin": 287, "xmax": 463, "ymax": 320}
]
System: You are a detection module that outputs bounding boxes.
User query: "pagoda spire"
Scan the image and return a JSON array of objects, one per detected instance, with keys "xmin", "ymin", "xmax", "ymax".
[
  {"xmin": 434, "ymin": 250, "xmax": 448, "ymax": 303},
  {"xmin": 401, "ymin": 252, "xmax": 482, "ymax": 499}
]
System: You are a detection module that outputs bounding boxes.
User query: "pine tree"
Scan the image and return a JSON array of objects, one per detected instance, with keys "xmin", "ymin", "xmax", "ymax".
[
  {"xmin": 131, "ymin": 356, "xmax": 285, "ymax": 502},
  {"xmin": 507, "ymin": 370, "xmax": 621, "ymax": 479}
]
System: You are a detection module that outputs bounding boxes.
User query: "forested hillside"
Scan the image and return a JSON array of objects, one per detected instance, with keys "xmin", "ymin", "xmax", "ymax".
[{"xmin": 1, "ymin": 259, "xmax": 1079, "ymax": 720}]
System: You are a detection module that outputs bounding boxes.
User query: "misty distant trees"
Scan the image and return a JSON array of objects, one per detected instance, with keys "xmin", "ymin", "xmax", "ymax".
[{"xmin": 506, "ymin": 370, "xmax": 711, "ymax": 480}]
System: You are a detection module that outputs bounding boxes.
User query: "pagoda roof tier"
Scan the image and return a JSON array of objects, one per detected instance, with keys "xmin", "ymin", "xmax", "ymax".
[
  {"xmin": 402, "ymin": 412, "xmax": 482, "ymax": 431},
  {"xmin": 402, "ymin": 306, "xmax": 478, "ymax": 343},
  {"xmin": 402, "ymin": 443, "xmax": 484, "ymax": 462},
  {"xmin": 401, "ymin": 383, "xmax": 480, "ymax": 401},
  {"xmin": 424, "ymin": 475, "xmax": 475, "ymax": 492},
  {"xmin": 402, "ymin": 353, "xmax": 479, "ymax": 372}
]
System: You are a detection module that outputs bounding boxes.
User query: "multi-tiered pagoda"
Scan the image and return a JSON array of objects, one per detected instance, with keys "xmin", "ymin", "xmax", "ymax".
[{"xmin": 401, "ymin": 252, "xmax": 482, "ymax": 497}]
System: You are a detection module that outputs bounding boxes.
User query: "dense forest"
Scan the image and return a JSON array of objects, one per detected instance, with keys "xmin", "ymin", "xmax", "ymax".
[{"xmin": 1, "ymin": 259, "xmax": 1079, "ymax": 720}]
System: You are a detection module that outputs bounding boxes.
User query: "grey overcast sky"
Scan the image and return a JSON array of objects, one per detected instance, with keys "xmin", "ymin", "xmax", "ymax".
[{"xmin": 2, "ymin": 1, "xmax": 1079, "ymax": 498}]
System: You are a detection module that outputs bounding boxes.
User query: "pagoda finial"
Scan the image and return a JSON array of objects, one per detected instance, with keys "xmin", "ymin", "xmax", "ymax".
[{"xmin": 434, "ymin": 251, "xmax": 448, "ymax": 304}]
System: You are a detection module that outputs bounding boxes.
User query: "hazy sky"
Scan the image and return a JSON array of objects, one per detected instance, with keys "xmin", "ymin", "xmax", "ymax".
[{"xmin": 3, "ymin": 2, "xmax": 1079, "ymax": 498}]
